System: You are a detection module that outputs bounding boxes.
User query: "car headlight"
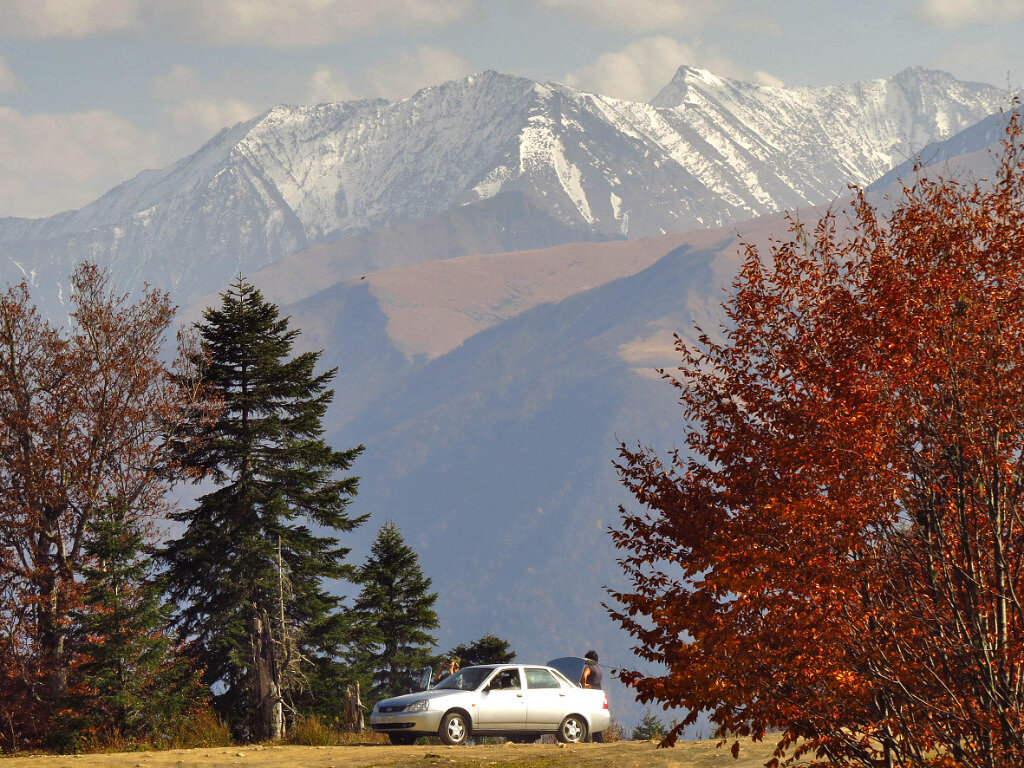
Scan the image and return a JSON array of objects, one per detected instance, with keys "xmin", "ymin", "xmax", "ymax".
[{"xmin": 406, "ymin": 699, "xmax": 430, "ymax": 712}]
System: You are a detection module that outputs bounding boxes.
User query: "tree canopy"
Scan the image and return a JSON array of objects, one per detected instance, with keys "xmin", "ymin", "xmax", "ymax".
[
  {"xmin": 350, "ymin": 521, "xmax": 438, "ymax": 702},
  {"xmin": 0, "ymin": 264, "xmax": 213, "ymax": 749},
  {"xmin": 611, "ymin": 117, "xmax": 1024, "ymax": 768},
  {"xmin": 447, "ymin": 634, "xmax": 516, "ymax": 667},
  {"xmin": 160, "ymin": 276, "xmax": 364, "ymax": 741}
]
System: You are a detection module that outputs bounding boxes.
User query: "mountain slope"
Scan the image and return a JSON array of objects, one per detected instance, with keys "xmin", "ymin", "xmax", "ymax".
[
  {"xmin": 0, "ymin": 67, "xmax": 1008, "ymax": 311},
  {"xmin": 869, "ymin": 104, "xmax": 1023, "ymax": 192},
  {"xmin": 253, "ymin": 212, "xmax": 805, "ymax": 728}
]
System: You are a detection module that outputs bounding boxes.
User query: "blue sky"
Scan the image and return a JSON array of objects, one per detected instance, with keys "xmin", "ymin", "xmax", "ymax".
[{"xmin": 1, "ymin": 0, "xmax": 1022, "ymax": 219}]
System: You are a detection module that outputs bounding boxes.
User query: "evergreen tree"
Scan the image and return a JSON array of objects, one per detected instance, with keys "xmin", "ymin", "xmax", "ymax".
[
  {"xmin": 447, "ymin": 634, "xmax": 516, "ymax": 667},
  {"xmin": 59, "ymin": 502, "xmax": 206, "ymax": 749},
  {"xmin": 160, "ymin": 277, "xmax": 365, "ymax": 741},
  {"xmin": 351, "ymin": 521, "xmax": 438, "ymax": 702},
  {"xmin": 631, "ymin": 710, "xmax": 667, "ymax": 741}
]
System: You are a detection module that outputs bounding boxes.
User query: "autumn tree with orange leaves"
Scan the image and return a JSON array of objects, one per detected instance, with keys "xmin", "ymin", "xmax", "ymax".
[
  {"xmin": 611, "ymin": 115, "xmax": 1024, "ymax": 768},
  {"xmin": 0, "ymin": 264, "xmax": 216, "ymax": 749}
]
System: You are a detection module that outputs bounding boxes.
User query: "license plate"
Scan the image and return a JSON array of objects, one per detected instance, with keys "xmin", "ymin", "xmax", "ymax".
[{"xmin": 378, "ymin": 715, "xmax": 398, "ymax": 723}]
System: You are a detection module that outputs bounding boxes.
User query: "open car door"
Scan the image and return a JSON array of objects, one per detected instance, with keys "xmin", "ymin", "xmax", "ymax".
[
  {"xmin": 414, "ymin": 666, "xmax": 433, "ymax": 691},
  {"xmin": 546, "ymin": 656, "xmax": 587, "ymax": 687}
]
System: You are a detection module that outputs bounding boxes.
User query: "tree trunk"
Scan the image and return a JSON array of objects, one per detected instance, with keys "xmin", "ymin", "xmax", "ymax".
[
  {"xmin": 250, "ymin": 609, "xmax": 283, "ymax": 741},
  {"xmin": 345, "ymin": 683, "xmax": 364, "ymax": 732}
]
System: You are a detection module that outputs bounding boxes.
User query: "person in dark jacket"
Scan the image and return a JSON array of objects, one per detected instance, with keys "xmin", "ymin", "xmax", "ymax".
[
  {"xmin": 581, "ymin": 650, "xmax": 604, "ymax": 742},
  {"xmin": 580, "ymin": 649, "xmax": 602, "ymax": 689}
]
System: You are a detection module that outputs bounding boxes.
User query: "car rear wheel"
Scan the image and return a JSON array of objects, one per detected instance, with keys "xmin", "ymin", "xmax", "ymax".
[
  {"xmin": 557, "ymin": 714, "xmax": 587, "ymax": 744},
  {"xmin": 439, "ymin": 711, "xmax": 470, "ymax": 745},
  {"xmin": 388, "ymin": 733, "xmax": 417, "ymax": 745}
]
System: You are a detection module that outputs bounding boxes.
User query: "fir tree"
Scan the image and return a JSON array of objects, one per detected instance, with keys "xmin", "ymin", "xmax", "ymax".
[
  {"xmin": 631, "ymin": 710, "xmax": 667, "ymax": 741},
  {"xmin": 351, "ymin": 521, "xmax": 439, "ymax": 702},
  {"xmin": 160, "ymin": 277, "xmax": 365, "ymax": 741},
  {"xmin": 447, "ymin": 634, "xmax": 516, "ymax": 667},
  {"xmin": 59, "ymin": 502, "xmax": 205, "ymax": 749}
]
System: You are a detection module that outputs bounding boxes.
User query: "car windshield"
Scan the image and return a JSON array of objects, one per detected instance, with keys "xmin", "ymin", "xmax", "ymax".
[{"xmin": 432, "ymin": 666, "xmax": 495, "ymax": 691}]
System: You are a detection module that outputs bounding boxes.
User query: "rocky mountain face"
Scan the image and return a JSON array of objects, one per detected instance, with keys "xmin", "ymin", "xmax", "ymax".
[
  {"xmin": 0, "ymin": 67, "xmax": 1008, "ymax": 313},
  {"xmin": 869, "ymin": 104, "xmax": 1024, "ymax": 192}
]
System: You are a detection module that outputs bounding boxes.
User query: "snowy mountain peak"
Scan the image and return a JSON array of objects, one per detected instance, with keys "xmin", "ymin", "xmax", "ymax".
[
  {"xmin": 649, "ymin": 64, "xmax": 733, "ymax": 108},
  {"xmin": 0, "ymin": 65, "xmax": 1010, "ymax": 311}
]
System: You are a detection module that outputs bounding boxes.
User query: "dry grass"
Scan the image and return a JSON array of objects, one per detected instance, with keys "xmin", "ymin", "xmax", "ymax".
[
  {"xmin": 0, "ymin": 738, "xmax": 797, "ymax": 767},
  {"xmin": 284, "ymin": 718, "xmax": 389, "ymax": 747}
]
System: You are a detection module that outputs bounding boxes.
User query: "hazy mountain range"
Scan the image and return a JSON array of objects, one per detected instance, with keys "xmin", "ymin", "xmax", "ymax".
[
  {"xmin": 0, "ymin": 65, "xmax": 1008, "ymax": 313},
  {"xmin": 0, "ymin": 64, "xmax": 1014, "ymax": 728}
]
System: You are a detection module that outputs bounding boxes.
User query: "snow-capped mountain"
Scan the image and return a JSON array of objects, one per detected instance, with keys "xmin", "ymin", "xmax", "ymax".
[
  {"xmin": 869, "ymin": 104, "xmax": 1024, "ymax": 192},
  {"xmin": 0, "ymin": 67, "xmax": 1008, "ymax": 309}
]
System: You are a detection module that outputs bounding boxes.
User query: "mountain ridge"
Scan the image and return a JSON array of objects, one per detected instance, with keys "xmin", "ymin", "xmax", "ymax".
[{"xmin": 0, "ymin": 66, "xmax": 1009, "ymax": 314}]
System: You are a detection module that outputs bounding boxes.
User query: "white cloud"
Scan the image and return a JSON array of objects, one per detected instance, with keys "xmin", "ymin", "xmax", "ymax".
[
  {"xmin": 0, "ymin": 56, "xmax": 20, "ymax": 94},
  {"xmin": 925, "ymin": 37, "xmax": 1021, "ymax": 88},
  {"xmin": 363, "ymin": 46, "xmax": 473, "ymax": 100},
  {"xmin": 160, "ymin": 97, "xmax": 259, "ymax": 144},
  {"xmin": 0, "ymin": 0, "xmax": 142, "ymax": 39},
  {"xmin": 151, "ymin": 0, "xmax": 476, "ymax": 48},
  {"xmin": 538, "ymin": 0, "xmax": 726, "ymax": 33},
  {"xmin": 304, "ymin": 47, "xmax": 473, "ymax": 104},
  {"xmin": 0, "ymin": 0, "xmax": 474, "ymax": 45},
  {"xmin": 564, "ymin": 36, "xmax": 780, "ymax": 102},
  {"xmin": 307, "ymin": 67, "xmax": 361, "ymax": 104},
  {"xmin": 0, "ymin": 108, "xmax": 161, "ymax": 218},
  {"xmin": 914, "ymin": 0, "xmax": 1024, "ymax": 28},
  {"xmin": 150, "ymin": 66, "xmax": 262, "ymax": 156},
  {"xmin": 753, "ymin": 70, "xmax": 785, "ymax": 88}
]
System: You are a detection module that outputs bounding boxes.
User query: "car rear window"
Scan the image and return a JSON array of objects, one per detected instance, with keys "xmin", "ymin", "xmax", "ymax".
[{"xmin": 524, "ymin": 668, "xmax": 561, "ymax": 689}]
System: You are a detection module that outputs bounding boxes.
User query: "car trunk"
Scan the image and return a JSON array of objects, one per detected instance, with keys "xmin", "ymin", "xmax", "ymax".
[{"xmin": 546, "ymin": 656, "xmax": 587, "ymax": 687}]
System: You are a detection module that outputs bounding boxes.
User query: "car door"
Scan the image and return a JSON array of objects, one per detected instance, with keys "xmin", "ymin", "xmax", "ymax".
[
  {"xmin": 475, "ymin": 667, "xmax": 526, "ymax": 731},
  {"xmin": 524, "ymin": 667, "xmax": 568, "ymax": 730}
]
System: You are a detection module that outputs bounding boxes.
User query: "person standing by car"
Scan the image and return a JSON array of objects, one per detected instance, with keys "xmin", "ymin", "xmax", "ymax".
[
  {"xmin": 580, "ymin": 650, "xmax": 602, "ymax": 689},
  {"xmin": 436, "ymin": 655, "xmax": 460, "ymax": 683},
  {"xmin": 581, "ymin": 650, "xmax": 604, "ymax": 742}
]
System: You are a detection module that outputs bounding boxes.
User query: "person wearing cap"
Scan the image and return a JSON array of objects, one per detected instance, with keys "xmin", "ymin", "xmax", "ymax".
[{"xmin": 436, "ymin": 655, "xmax": 460, "ymax": 682}]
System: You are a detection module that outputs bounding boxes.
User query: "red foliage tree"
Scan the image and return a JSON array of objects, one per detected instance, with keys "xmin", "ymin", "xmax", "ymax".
[
  {"xmin": 0, "ymin": 264, "xmax": 214, "ymax": 749},
  {"xmin": 610, "ymin": 116, "xmax": 1024, "ymax": 768}
]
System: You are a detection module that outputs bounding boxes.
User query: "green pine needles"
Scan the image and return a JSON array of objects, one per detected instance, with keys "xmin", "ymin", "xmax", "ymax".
[
  {"xmin": 59, "ymin": 503, "xmax": 206, "ymax": 751},
  {"xmin": 350, "ymin": 521, "xmax": 439, "ymax": 702},
  {"xmin": 160, "ymin": 277, "xmax": 365, "ymax": 741}
]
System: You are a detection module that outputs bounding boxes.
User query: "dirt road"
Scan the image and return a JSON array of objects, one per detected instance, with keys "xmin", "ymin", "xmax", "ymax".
[{"xmin": 3, "ymin": 739, "xmax": 787, "ymax": 768}]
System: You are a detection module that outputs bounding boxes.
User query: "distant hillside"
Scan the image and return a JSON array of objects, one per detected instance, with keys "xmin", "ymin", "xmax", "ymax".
[{"xmin": 234, "ymin": 212, "xmax": 801, "ymax": 729}]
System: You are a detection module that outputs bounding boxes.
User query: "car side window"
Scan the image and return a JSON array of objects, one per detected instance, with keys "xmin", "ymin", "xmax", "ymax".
[
  {"xmin": 524, "ymin": 668, "xmax": 561, "ymax": 689},
  {"xmin": 488, "ymin": 668, "xmax": 522, "ymax": 690}
]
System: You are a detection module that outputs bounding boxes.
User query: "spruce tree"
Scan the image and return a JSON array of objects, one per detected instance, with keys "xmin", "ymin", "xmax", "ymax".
[
  {"xmin": 351, "ymin": 521, "xmax": 439, "ymax": 702},
  {"xmin": 631, "ymin": 710, "xmax": 667, "ymax": 741},
  {"xmin": 160, "ymin": 277, "xmax": 365, "ymax": 741},
  {"xmin": 59, "ymin": 502, "xmax": 206, "ymax": 749}
]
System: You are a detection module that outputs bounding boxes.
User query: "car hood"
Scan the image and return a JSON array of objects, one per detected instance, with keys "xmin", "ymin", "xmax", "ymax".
[{"xmin": 377, "ymin": 688, "xmax": 466, "ymax": 708}]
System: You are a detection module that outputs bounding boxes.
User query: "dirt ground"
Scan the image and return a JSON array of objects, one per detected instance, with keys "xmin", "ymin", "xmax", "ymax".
[{"xmin": 2, "ymin": 739, "xmax": 790, "ymax": 768}]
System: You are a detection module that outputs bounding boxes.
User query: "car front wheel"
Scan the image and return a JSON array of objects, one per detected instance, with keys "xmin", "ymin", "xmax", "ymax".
[
  {"xmin": 557, "ymin": 714, "xmax": 588, "ymax": 744},
  {"xmin": 439, "ymin": 711, "xmax": 470, "ymax": 745}
]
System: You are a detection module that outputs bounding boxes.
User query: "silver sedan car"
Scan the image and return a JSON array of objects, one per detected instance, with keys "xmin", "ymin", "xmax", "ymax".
[{"xmin": 369, "ymin": 663, "xmax": 610, "ymax": 745}]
